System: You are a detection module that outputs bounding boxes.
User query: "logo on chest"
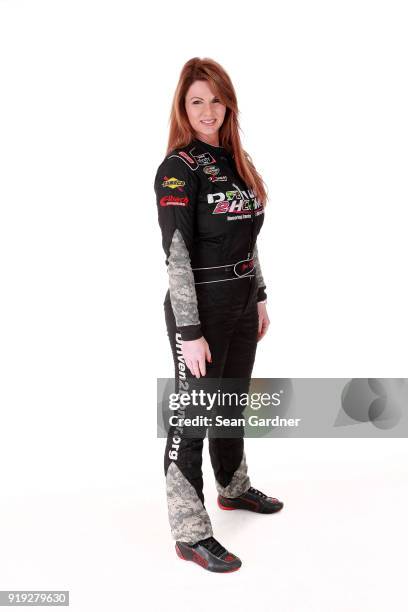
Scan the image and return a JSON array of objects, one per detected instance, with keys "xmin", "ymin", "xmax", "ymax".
[
  {"xmin": 207, "ymin": 189, "xmax": 263, "ymax": 215},
  {"xmin": 203, "ymin": 165, "xmax": 220, "ymax": 176},
  {"xmin": 193, "ymin": 151, "xmax": 217, "ymax": 166},
  {"xmin": 202, "ymin": 165, "xmax": 228, "ymax": 182}
]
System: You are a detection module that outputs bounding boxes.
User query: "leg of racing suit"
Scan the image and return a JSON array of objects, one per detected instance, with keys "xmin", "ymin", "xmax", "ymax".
[
  {"xmin": 163, "ymin": 284, "xmax": 259, "ymax": 545},
  {"xmin": 208, "ymin": 298, "xmax": 259, "ymax": 498}
]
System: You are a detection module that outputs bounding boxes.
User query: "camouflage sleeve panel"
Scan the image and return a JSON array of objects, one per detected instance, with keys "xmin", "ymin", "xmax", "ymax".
[
  {"xmin": 168, "ymin": 229, "xmax": 202, "ymax": 340},
  {"xmin": 253, "ymin": 242, "xmax": 267, "ymax": 302},
  {"xmin": 154, "ymin": 154, "xmax": 203, "ymax": 341}
]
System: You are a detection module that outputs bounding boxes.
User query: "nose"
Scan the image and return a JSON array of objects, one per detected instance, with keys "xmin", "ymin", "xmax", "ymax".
[{"xmin": 201, "ymin": 101, "xmax": 214, "ymax": 117}]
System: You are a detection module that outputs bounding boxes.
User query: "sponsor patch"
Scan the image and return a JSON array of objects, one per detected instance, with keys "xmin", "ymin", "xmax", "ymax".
[
  {"xmin": 160, "ymin": 195, "xmax": 189, "ymax": 207},
  {"xmin": 203, "ymin": 165, "xmax": 220, "ymax": 176},
  {"xmin": 192, "ymin": 151, "xmax": 217, "ymax": 166},
  {"xmin": 208, "ymin": 175, "xmax": 228, "ymax": 182},
  {"xmin": 207, "ymin": 189, "xmax": 263, "ymax": 214},
  {"xmin": 178, "ymin": 151, "xmax": 195, "ymax": 164},
  {"xmin": 161, "ymin": 176, "xmax": 186, "ymax": 189}
]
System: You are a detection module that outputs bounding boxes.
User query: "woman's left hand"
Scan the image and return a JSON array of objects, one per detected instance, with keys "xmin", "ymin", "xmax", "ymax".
[{"xmin": 257, "ymin": 302, "xmax": 270, "ymax": 341}]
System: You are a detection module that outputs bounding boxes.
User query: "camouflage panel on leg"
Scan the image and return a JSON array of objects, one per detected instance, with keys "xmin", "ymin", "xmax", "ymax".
[
  {"xmin": 166, "ymin": 461, "xmax": 213, "ymax": 544},
  {"xmin": 215, "ymin": 452, "xmax": 251, "ymax": 498}
]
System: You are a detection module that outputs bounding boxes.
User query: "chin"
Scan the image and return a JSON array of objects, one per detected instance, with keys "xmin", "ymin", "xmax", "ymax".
[{"xmin": 199, "ymin": 125, "xmax": 218, "ymax": 133}]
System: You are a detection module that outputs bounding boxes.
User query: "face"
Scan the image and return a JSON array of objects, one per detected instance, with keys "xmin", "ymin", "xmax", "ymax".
[{"xmin": 185, "ymin": 80, "xmax": 226, "ymax": 143}]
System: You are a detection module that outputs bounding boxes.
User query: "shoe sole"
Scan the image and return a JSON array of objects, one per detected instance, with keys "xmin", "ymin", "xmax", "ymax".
[
  {"xmin": 217, "ymin": 497, "xmax": 237, "ymax": 511},
  {"xmin": 217, "ymin": 496, "xmax": 284, "ymax": 513},
  {"xmin": 175, "ymin": 542, "xmax": 241, "ymax": 573}
]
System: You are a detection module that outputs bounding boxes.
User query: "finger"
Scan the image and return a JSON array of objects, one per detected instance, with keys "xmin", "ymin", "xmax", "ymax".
[
  {"xmin": 258, "ymin": 314, "xmax": 263, "ymax": 335},
  {"xmin": 198, "ymin": 355, "xmax": 206, "ymax": 377},
  {"xmin": 258, "ymin": 322, "xmax": 266, "ymax": 341},
  {"xmin": 259, "ymin": 320, "xmax": 269, "ymax": 340},
  {"xmin": 205, "ymin": 344, "xmax": 212, "ymax": 363},
  {"xmin": 192, "ymin": 359, "xmax": 201, "ymax": 379}
]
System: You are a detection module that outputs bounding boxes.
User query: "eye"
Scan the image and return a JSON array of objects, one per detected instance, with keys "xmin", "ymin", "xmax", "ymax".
[{"xmin": 192, "ymin": 100, "xmax": 202, "ymax": 104}]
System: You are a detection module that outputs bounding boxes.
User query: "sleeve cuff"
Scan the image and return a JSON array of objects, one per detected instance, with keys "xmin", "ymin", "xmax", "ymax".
[
  {"xmin": 178, "ymin": 324, "xmax": 203, "ymax": 341},
  {"xmin": 257, "ymin": 286, "xmax": 267, "ymax": 302}
]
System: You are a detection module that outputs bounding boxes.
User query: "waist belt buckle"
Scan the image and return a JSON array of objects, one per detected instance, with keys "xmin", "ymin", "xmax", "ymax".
[{"xmin": 233, "ymin": 257, "xmax": 255, "ymax": 278}]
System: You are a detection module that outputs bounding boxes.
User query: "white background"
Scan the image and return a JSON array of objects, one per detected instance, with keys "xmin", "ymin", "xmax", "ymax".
[{"xmin": 0, "ymin": 0, "xmax": 407, "ymax": 610}]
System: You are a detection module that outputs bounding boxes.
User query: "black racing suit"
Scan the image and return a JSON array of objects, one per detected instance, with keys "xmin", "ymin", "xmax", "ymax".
[{"xmin": 154, "ymin": 137, "xmax": 266, "ymax": 544}]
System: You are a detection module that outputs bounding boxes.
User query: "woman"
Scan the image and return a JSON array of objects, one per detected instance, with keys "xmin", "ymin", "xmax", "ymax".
[{"xmin": 154, "ymin": 57, "xmax": 284, "ymax": 573}]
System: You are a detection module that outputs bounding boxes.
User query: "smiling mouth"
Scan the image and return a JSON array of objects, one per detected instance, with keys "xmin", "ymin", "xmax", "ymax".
[{"xmin": 201, "ymin": 119, "xmax": 216, "ymax": 125}]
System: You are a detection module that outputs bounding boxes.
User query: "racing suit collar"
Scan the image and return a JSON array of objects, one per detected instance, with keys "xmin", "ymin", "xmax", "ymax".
[{"xmin": 192, "ymin": 137, "xmax": 226, "ymax": 152}]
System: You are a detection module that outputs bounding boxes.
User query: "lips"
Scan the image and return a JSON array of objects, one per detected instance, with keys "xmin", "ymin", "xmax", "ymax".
[{"xmin": 201, "ymin": 119, "xmax": 216, "ymax": 125}]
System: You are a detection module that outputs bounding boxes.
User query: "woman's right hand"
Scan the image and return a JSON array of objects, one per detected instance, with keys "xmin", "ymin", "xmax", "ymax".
[{"xmin": 181, "ymin": 337, "xmax": 212, "ymax": 378}]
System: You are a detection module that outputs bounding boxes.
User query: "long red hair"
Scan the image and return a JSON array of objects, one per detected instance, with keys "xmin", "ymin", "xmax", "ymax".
[{"xmin": 166, "ymin": 57, "xmax": 268, "ymax": 207}]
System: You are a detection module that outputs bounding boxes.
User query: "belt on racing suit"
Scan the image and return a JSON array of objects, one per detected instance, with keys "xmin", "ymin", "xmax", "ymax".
[{"xmin": 192, "ymin": 257, "xmax": 255, "ymax": 285}]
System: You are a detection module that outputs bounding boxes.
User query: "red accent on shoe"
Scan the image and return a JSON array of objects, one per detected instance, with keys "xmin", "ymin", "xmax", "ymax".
[
  {"xmin": 217, "ymin": 497, "xmax": 237, "ymax": 510},
  {"xmin": 224, "ymin": 554, "xmax": 236, "ymax": 562},
  {"xmin": 191, "ymin": 550, "xmax": 209, "ymax": 568},
  {"xmin": 241, "ymin": 497, "xmax": 261, "ymax": 511},
  {"xmin": 218, "ymin": 495, "xmax": 260, "ymax": 511}
]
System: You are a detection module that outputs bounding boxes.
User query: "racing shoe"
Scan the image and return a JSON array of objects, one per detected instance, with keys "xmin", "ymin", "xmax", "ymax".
[
  {"xmin": 175, "ymin": 536, "xmax": 242, "ymax": 573},
  {"xmin": 218, "ymin": 486, "xmax": 284, "ymax": 514}
]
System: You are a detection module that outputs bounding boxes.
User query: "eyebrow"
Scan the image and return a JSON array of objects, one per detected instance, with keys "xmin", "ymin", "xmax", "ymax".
[{"xmin": 190, "ymin": 95, "xmax": 219, "ymax": 101}]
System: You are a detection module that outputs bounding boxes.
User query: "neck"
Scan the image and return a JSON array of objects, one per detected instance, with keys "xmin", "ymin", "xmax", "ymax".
[{"xmin": 194, "ymin": 133, "xmax": 220, "ymax": 147}]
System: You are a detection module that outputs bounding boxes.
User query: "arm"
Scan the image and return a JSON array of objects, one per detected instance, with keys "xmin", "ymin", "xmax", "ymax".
[
  {"xmin": 154, "ymin": 155, "xmax": 202, "ymax": 340},
  {"xmin": 253, "ymin": 242, "xmax": 267, "ymax": 302}
]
